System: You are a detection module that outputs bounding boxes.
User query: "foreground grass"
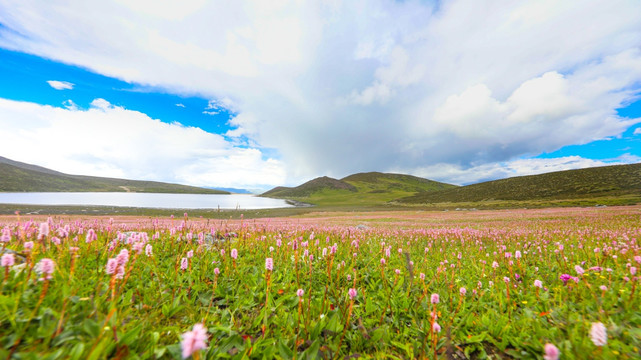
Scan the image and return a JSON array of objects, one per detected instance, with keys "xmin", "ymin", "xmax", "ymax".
[{"xmin": 0, "ymin": 208, "xmax": 640, "ymax": 359}]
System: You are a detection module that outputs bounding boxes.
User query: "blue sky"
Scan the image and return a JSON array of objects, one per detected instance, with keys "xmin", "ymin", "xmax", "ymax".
[
  {"xmin": 0, "ymin": 0, "xmax": 640, "ymax": 189},
  {"xmin": 0, "ymin": 48, "xmax": 235, "ymax": 134}
]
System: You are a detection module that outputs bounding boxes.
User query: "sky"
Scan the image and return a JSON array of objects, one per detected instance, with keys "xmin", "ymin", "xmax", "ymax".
[{"xmin": 0, "ymin": 0, "xmax": 640, "ymax": 192}]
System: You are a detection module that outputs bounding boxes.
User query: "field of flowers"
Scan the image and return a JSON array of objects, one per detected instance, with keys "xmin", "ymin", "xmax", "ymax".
[{"xmin": 0, "ymin": 207, "xmax": 639, "ymax": 359}]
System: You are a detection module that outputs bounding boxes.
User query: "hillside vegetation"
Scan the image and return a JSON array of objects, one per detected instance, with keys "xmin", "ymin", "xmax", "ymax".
[
  {"xmin": 397, "ymin": 163, "xmax": 641, "ymax": 205},
  {"xmin": 262, "ymin": 172, "xmax": 456, "ymax": 206},
  {"xmin": 0, "ymin": 156, "xmax": 229, "ymax": 194}
]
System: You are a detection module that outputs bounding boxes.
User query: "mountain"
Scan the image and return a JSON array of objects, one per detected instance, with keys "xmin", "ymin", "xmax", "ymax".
[
  {"xmin": 262, "ymin": 172, "xmax": 456, "ymax": 206},
  {"xmin": 396, "ymin": 163, "xmax": 641, "ymax": 206},
  {"xmin": 0, "ymin": 156, "xmax": 229, "ymax": 194},
  {"xmin": 262, "ymin": 176, "xmax": 357, "ymax": 198}
]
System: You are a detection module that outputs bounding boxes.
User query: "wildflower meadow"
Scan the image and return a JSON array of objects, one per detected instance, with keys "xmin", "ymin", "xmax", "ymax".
[{"xmin": 0, "ymin": 207, "xmax": 640, "ymax": 359}]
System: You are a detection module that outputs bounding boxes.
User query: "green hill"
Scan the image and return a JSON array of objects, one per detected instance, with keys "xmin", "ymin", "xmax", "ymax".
[
  {"xmin": 0, "ymin": 156, "xmax": 229, "ymax": 194},
  {"xmin": 262, "ymin": 177, "xmax": 356, "ymax": 198},
  {"xmin": 262, "ymin": 172, "xmax": 456, "ymax": 206},
  {"xmin": 396, "ymin": 163, "xmax": 641, "ymax": 207}
]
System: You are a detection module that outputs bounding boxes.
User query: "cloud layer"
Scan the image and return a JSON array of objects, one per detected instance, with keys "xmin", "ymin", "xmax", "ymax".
[
  {"xmin": 0, "ymin": 98, "xmax": 285, "ymax": 189},
  {"xmin": 1, "ymin": 0, "xmax": 641, "ymax": 186}
]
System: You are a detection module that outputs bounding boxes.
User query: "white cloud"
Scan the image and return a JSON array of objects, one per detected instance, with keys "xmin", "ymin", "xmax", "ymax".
[
  {"xmin": 46, "ymin": 80, "xmax": 74, "ymax": 90},
  {"xmin": 1, "ymin": 0, "xmax": 641, "ymax": 185},
  {"xmin": 62, "ymin": 99, "xmax": 77, "ymax": 110},
  {"xmin": 0, "ymin": 98, "xmax": 285, "ymax": 189},
  {"xmin": 634, "ymin": 128, "xmax": 641, "ymax": 135},
  {"xmin": 175, "ymin": 103, "xmax": 185, "ymax": 108}
]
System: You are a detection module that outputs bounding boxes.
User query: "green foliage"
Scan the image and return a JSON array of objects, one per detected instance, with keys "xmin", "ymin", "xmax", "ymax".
[
  {"xmin": 262, "ymin": 172, "xmax": 456, "ymax": 206},
  {"xmin": 0, "ymin": 156, "xmax": 228, "ymax": 194},
  {"xmin": 0, "ymin": 208, "xmax": 640, "ymax": 358},
  {"xmin": 398, "ymin": 162, "xmax": 641, "ymax": 205}
]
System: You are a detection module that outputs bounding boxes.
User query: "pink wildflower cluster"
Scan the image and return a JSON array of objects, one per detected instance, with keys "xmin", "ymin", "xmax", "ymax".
[
  {"xmin": 1, "ymin": 253, "xmax": 15, "ymax": 267},
  {"xmin": 180, "ymin": 323, "xmax": 208, "ymax": 359},
  {"xmin": 36, "ymin": 258, "xmax": 55, "ymax": 281}
]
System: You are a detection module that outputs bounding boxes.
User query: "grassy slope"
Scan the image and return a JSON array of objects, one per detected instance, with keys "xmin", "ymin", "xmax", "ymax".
[
  {"xmin": 0, "ymin": 160, "xmax": 229, "ymax": 194},
  {"xmin": 262, "ymin": 176, "xmax": 357, "ymax": 198},
  {"xmin": 396, "ymin": 163, "xmax": 641, "ymax": 206},
  {"xmin": 262, "ymin": 172, "xmax": 456, "ymax": 206}
]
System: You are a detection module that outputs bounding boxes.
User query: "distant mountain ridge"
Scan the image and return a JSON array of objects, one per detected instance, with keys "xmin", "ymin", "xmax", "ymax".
[
  {"xmin": 0, "ymin": 156, "xmax": 229, "ymax": 194},
  {"xmin": 396, "ymin": 163, "xmax": 641, "ymax": 204},
  {"xmin": 262, "ymin": 172, "xmax": 456, "ymax": 205}
]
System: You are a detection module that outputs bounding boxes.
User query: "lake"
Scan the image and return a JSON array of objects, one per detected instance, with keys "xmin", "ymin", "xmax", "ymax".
[{"xmin": 0, "ymin": 192, "xmax": 294, "ymax": 210}]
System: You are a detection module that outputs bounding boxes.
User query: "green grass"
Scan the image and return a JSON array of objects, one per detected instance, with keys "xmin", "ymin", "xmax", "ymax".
[
  {"xmin": 398, "ymin": 163, "xmax": 641, "ymax": 205},
  {"xmin": 1, "ymin": 208, "xmax": 639, "ymax": 359},
  {"xmin": 0, "ymin": 158, "xmax": 228, "ymax": 194},
  {"xmin": 262, "ymin": 172, "xmax": 456, "ymax": 206}
]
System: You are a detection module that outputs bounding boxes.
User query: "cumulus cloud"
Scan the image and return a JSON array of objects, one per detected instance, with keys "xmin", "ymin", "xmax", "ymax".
[
  {"xmin": 46, "ymin": 80, "xmax": 74, "ymax": 90},
  {"xmin": 1, "ymin": 0, "xmax": 641, "ymax": 185},
  {"xmin": 0, "ymin": 98, "xmax": 285, "ymax": 189}
]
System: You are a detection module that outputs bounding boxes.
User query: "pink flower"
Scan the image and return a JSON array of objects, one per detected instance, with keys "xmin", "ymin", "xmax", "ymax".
[
  {"xmin": 432, "ymin": 321, "xmax": 441, "ymax": 333},
  {"xmin": 36, "ymin": 258, "xmax": 55, "ymax": 281},
  {"xmin": 395, "ymin": 269, "xmax": 401, "ymax": 275},
  {"xmin": 116, "ymin": 265, "xmax": 125, "ymax": 279},
  {"xmin": 24, "ymin": 241, "xmax": 33, "ymax": 250},
  {"xmin": 1, "ymin": 227, "xmax": 11, "ymax": 243},
  {"xmin": 459, "ymin": 287, "xmax": 466, "ymax": 296},
  {"xmin": 132, "ymin": 242, "xmax": 143, "ymax": 254},
  {"xmin": 296, "ymin": 289, "xmax": 304, "ymax": 297},
  {"xmin": 543, "ymin": 343, "xmax": 560, "ymax": 360},
  {"xmin": 534, "ymin": 280, "xmax": 543, "ymax": 288},
  {"xmin": 105, "ymin": 258, "xmax": 118, "ymax": 274},
  {"xmin": 599, "ymin": 285, "xmax": 607, "ymax": 291},
  {"xmin": 38, "ymin": 222, "xmax": 49, "ymax": 239},
  {"xmin": 420, "ymin": 273, "xmax": 425, "ymax": 281},
  {"xmin": 181, "ymin": 257, "xmax": 188, "ymax": 271},
  {"xmin": 231, "ymin": 249, "xmax": 238, "ymax": 260},
  {"xmin": 265, "ymin": 257, "xmax": 273, "ymax": 271},
  {"xmin": 631, "ymin": 267, "xmax": 637, "ymax": 276},
  {"xmin": 180, "ymin": 323, "xmax": 208, "ymax": 359},
  {"xmin": 559, "ymin": 274, "xmax": 572, "ymax": 284},
  {"xmin": 1, "ymin": 253, "xmax": 15, "ymax": 267},
  {"xmin": 380, "ymin": 258, "xmax": 386, "ymax": 265},
  {"xmin": 431, "ymin": 293, "xmax": 440, "ymax": 304},
  {"xmin": 575, "ymin": 265, "xmax": 585, "ymax": 276},
  {"xmin": 187, "ymin": 250, "xmax": 194, "ymax": 259},
  {"xmin": 116, "ymin": 249, "xmax": 129, "ymax": 266},
  {"xmin": 86, "ymin": 229, "xmax": 97, "ymax": 243},
  {"xmin": 214, "ymin": 267, "xmax": 220, "ymax": 275},
  {"xmin": 348, "ymin": 288, "xmax": 357, "ymax": 300},
  {"xmin": 590, "ymin": 322, "xmax": 607, "ymax": 346},
  {"xmin": 145, "ymin": 244, "xmax": 153, "ymax": 257}
]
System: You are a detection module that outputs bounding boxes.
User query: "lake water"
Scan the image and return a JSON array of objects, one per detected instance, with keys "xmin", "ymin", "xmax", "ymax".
[{"xmin": 0, "ymin": 192, "xmax": 294, "ymax": 210}]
